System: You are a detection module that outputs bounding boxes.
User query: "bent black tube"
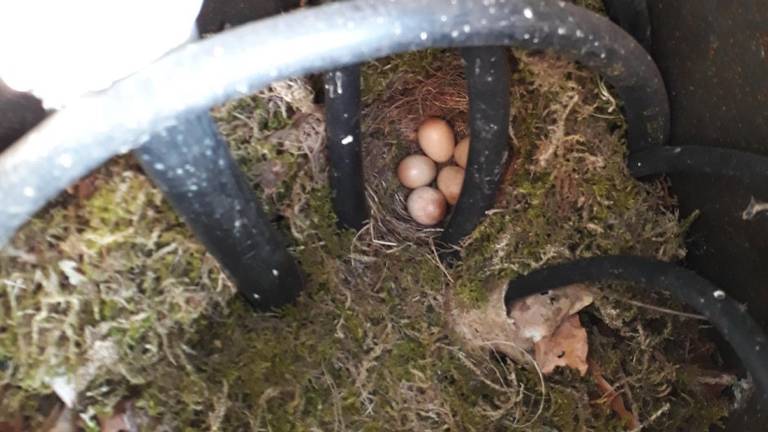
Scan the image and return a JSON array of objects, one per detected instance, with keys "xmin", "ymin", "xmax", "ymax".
[
  {"xmin": 134, "ymin": 112, "xmax": 303, "ymax": 310},
  {"xmin": 629, "ymin": 145, "xmax": 768, "ymax": 188},
  {"xmin": 504, "ymin": 256, "xmax": 768, "ymax": 402},
  {"xmin": 324, "ymin": 65, "xmax": 367, "ymax": 230},
  {"xmin": 603, "ymin": 0, "xmax": 652, "ymax": 52},
  {"xmin": 440, "ymin": 46, "xmax": 512, "ymax": 251},
  {"xmin": 0, "ymin": 0, "xmax": 669, "ymax": 245}
]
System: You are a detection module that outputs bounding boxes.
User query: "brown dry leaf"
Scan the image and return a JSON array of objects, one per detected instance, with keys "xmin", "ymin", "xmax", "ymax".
[
  {"xmin": 451, "ymin": 282, "xmax": 593, "ymax": 364},
  {"xmin": 0, "ymin": 416, "xmax": 23, "ymax": 432},
  {"xmin": 64, "ymin": 172, "xmax": 100, "ymax": 200},
  {"xmin": 76, "ymin": 175, "xmax": 99, "ymax": 200},
  {"xmin": 508, "ymin": 284, "xmax": 593, "ymax": 343},
  {"xmin": 100, "ymin": 414, "xmax": 130, "ymax": 432},
  {"xmin": 43, "ymin": 406, "xmax": 74, "ymax": 432},
  {"xmin": 99, "ymin": 400, "xmax": 138, "ymax": 432},
  {"xmin": 590, "ymin": 361, "xmax": 640, "ymax": 430},
  {"xmin": 533, "ymin": 314, "xmax": 589, "ymax": 376}
]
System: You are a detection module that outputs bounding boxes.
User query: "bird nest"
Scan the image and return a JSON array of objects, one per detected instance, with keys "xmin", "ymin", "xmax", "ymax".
[{"xmin": 0, "ymin": 43, "xmax": 745, "ymax": 432}]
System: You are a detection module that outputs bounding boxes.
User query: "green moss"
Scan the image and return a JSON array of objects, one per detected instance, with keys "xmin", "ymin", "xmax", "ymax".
[
  {"xmin": 0, "ymin": 48, "xmax": 734, "ymax": 432},
  {"xmin": 0, "ymin": 159, "xmax": 234, "ymax": 425},
  {"xmin": 452, "ymin": 52, "xmax": 683, "ymax": 311}
]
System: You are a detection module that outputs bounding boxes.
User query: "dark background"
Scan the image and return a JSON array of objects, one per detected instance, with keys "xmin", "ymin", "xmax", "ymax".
[
  {"xmin": 645, "ymin": 1, "xmax": 768, "ymax": 427},
  {"xmin": 646, "ymin": 1, "xmax": 768, "ymax": 330}
]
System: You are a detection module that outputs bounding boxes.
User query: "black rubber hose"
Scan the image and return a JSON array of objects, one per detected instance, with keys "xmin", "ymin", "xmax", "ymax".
[
  {"xmin": 0, "ymin": 0, "xmax": 668, "ymax": 246},
  {"xmin": 629, "ymin": 145, "xmax": 768, "ymax": 189},
  {"xmin": 135, "ymin": 112, "xmax": 303, "ymax": 310},
  {"xmin": 602, "ymin": 0, "xmax": 652, "ymax": 52},
  {"xmin": 504, "ymin": 255, "xmax": 768, "ymax": 402},
  {"xmin": 441, "ymin": 46, "xmax": 512, "ymax": 251},
  {"xmin": 324, "ymin": 65, "xmax": 367, "ymax": 230}
]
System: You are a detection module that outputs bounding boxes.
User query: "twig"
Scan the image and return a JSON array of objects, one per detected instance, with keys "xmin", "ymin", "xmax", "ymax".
[
  {"xmin": 620, "ymin": 372, "xmax": 641, "ymax": 423},
  {"xmin": 629, "ymin": 403, "xmax": 671, "ymax": 432},
  {"xmin": 590, "ymin": 362, "xmax": 639, "ymax": 429},
  {"xmin": 742, "ymin": 196, "xmax": 768, "ymax": 221},
  {"xmin": 427, "ymin": 240, "xmax": 454, "ymax": 283},
  {"xmin": 603, "ymin": 294, "xmax": 707, "ymax": 321},
  {"xmin": 477, "ymin": 340, "xmax": 547, "ymax": 429},
  {"xmin": 322, "ymin": 365, "xmax": 345, "ymax": 432}
]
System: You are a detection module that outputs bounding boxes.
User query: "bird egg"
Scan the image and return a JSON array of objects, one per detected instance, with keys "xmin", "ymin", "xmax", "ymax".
[
  {"xmin": 418, "ymin": 118, "xmax": 455, "ymax": 163},
  {"xmin": 397, "ymin": 154, "xmax": 437, "ymax": 188},
  {"xmin": 407, "ymin": 186, "xmax": 447, "ymax": 226}
]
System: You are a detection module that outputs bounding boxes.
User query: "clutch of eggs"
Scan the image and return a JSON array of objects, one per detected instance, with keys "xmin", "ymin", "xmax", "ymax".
[{"xmin": 397, "ymin": 117, "xmax": 468, "ymax": 226}]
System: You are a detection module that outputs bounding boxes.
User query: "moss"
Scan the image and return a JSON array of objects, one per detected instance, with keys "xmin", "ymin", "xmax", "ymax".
[
  {"xmin": 211, "ymin": 80, "xmax": 319, "ymax": 217},
  {"xmin": 0, "ymin": 47, "xmax": 735, "ymax": 432},
  {"xmin": 0, "ymin": 159, "xmax": 234, "ymax": 425},
  {"xmin": 452, "ymin": 52, "xmax": 682, "ymax": 311}
]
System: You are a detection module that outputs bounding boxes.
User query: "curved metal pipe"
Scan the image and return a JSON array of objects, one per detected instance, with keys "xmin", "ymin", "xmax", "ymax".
[
  {"xmin": 0, "ymin": 0, "xmax": 668, "ymax": 245},
  {"xmin": 504, "ymin": 255, "xmax": 768, "ymax": 402},
  {"xmin": 324, "ymin": 65, "xmax": 367, "ymax": 230},
  {"xmin": 135, "ymin": 112, "xmax": 303, "ymax": 310}
]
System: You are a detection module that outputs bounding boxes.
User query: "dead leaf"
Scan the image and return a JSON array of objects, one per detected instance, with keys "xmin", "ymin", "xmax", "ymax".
[
  {"xmin": 509, "ymin": 284, "xmax": 594, "ymax": 344},
  {"xmin": 100, "ymin": 413, "xmax": 130, "ymax": 432},
  {"xmin": 43, "ymin": 406, "xmax": 75, "ymax": 432},
  {"xmin": 76, "ymin": 175, "xmax": 99, "ymax": 200},
  {"xmin": 0, "ymin": 415, "xmax": 23, "ymax": 432},
  {"xmin": 590, "ymin": 361, "xmax": 640, "ymax": 430},
  {"xmin": 451, "ymin": 281, "xmax": 594, "ymax": 364},
  {"xmin": 99, "ymin": 400, "xmax": 138, "ymax": 432},
  {"xmin": 65, "ymin": 172, "xmax": 99, "ymax": 200},
  {"xmin": 534, "ymin": 314, "xmax": 589, "ymax": 376}
]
